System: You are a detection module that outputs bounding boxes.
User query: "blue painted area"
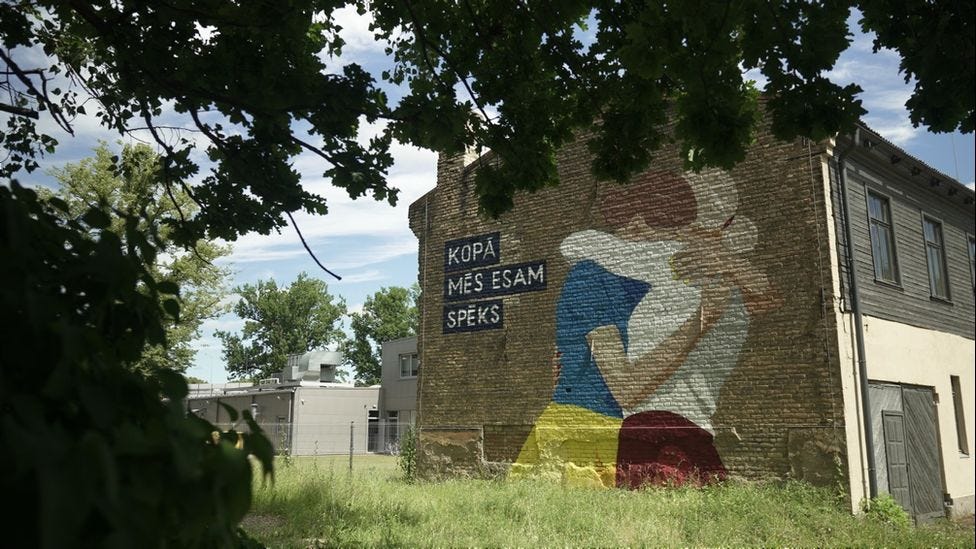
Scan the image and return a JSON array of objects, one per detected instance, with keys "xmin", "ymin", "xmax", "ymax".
[{"xmin": 552, "ymin": 260, "xmax": 650, "ymax": 418}]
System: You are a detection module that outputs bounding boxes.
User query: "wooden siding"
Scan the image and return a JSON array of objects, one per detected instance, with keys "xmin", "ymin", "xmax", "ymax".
[{"xmin": 830, "ymin": 151, "xmax": 975, "ymax": 340}]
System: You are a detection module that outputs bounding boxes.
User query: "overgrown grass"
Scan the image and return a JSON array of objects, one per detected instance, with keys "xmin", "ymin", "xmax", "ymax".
[{"xmin": 245, "ymin": 456, "xmax": 972, "ymax": 547}]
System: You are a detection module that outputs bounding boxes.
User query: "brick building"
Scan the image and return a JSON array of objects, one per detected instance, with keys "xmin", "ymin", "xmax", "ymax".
[{"xmin": 407, "ymin": 119, "xmax": 974, "ymax": 521}]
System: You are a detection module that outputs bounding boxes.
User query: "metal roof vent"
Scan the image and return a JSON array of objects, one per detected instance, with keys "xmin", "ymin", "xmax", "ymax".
[{"xmin": 283, "ymin": 350, "xmax": 342, "ymax": 382}]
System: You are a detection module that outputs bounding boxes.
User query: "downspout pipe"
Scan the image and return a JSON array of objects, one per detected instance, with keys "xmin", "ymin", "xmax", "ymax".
[{"xmin": 836, "ymin": 127, "xmax": 878, "ymax": 499}]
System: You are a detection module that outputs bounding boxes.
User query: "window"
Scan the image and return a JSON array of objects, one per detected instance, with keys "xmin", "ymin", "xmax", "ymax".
[
  {"xmin": 399, "ymin": 353, "xmax": 419, "ymax": 378},
  {"xmin": 867, "ymin": 192, "xmax": 899, "ymax": 283},
  {"xmin": 951, "ymin": 376, "xmax": 969, "ymax": 455},
  {"xmin": 922, "ymin": 217, "xmax": 950, "ymax": 299},
  {"xmin": 968, "ymin": 236, "xmax": 975, "ymax": 294}
]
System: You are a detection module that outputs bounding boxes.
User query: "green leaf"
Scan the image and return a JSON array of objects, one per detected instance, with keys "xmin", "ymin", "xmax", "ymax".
[
  {"xmin": 81, "ymin": 207, "xmax": 111, "ymax": 229},
  {"xmin": 157, "ymin": 281, "xmax": 180, "ymax": 296},
  {"xmin": 163, "ymin": 298, "xmax": 180, "ymax": 321},
  {"xmin": 217, "ymin": 401, "xmax": 239, "ymax": 422}
]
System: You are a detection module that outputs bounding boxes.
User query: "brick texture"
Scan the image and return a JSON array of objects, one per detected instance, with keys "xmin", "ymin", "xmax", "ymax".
[{"xmin": 409, "ymin": 117, "xmax": 849, "ymax": 488}]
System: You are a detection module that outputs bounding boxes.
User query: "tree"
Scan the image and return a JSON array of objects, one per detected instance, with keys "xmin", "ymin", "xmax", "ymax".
[
  {"xmin": 1, "ymin": 1, "xmax": 972, "ymax": 544},
  {"xmin": 216, "ymin": 273, "xmax": 347, "ymax": 381},
  {"xmin": 344, "ymin": 284, "xmax": 419, "ymax": 386},
  {"xmin": 40, "ymin": 142, "xmax": 231, "ymax": 374},
  {"xmin": 0, "ymin": 182, "xmax": 272, "ymax": 548},
  {"xmin": 1, "ymin": 2, "xmax": 972, "ymax": 234}
]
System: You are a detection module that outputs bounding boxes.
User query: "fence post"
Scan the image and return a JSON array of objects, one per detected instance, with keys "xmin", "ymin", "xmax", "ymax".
[{"xmin": 348, "ymin": 420, "xmax": 354, "ymax": 473}]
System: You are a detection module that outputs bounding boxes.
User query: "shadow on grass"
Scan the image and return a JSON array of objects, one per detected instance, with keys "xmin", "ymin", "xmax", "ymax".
[{"xmin": 245, "ymin": 472, "xmax": 423, "ymax": 547}]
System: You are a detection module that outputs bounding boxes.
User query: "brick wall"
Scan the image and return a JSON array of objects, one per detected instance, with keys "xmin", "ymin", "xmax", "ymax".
[{"xmin": 409, "ymin": 118, "xmax": 849, "ymax": 488}]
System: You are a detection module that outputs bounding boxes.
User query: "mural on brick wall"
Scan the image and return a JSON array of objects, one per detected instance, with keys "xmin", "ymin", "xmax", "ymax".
[{"xmin": 510, "ymin": 169, "xmax": 782, "ymax": 488}]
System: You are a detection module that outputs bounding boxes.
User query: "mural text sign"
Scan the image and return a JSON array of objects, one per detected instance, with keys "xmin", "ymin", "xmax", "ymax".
[
  {"xmin": 444, "ymin": 232, "xmax": 500, "ymax": 272},
  {"xmin": 443, "ymin": 299, "xmax": 504, "ymax": 333},
  {"xmin": 443, "ymin": 260, "xmax": 547, "ymax": 301},
  {"xmin": 440, "ymin": 231, "xmax": 546, "ymax": 333}
]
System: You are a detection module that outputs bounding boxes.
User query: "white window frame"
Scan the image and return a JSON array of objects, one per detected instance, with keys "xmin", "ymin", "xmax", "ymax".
[
  {"xmin": 399, "ymin": 353, "xmax": 419, "ymax": 378},
  {"xmin": 951, "ymin": 375, "xmax": 969, "ymax": 456},
  {"xmin": 865, "ymin": 189, "xmax": 900, "ymax": 285},
  {"xmin": 967, "ymin": 234, "xmax": 975, "ymax": 295},
  {"xmin": 921, "ymin": 214, "xmax": 951, "ymax": 300}
]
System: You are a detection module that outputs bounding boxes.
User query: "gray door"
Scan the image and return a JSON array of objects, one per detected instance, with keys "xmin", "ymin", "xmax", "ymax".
[
  {"xmin": 903, "ymin": 387, "xmax": 945, "ymax": 522},
  {"xmin": 882, "ymin": 411, "xmax": 913, "ymax": 514}
]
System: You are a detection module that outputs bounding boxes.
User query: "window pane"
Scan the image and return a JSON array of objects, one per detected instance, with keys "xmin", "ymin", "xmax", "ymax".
[
  {"xmin": 951, "ymin": 375, "xmax": 969, "ymax": 455},
  {"xmin": 923, "ymin": 218, "xmax": 949, "ymax": 298},
  {"xmin": 400, "ymin": 353, "xmax": 418, "ymax": 377},
  {"xmin": 923, "ymin": 218, "xmax": 942, "ymax": 245},
  {"xmin": 868, "ymin": 194, "xmax": 888, "ymax": 222},
  {"xmin": 927, "ymin": 245, "xmax": 948, "ymax": 297},
  {"xmin": 969, "ymin": 237, "xmax": 976, "ymax": 290},
  {"xmin": 870, "ymin": 223, "xmax": 897, "ymax": 281}
]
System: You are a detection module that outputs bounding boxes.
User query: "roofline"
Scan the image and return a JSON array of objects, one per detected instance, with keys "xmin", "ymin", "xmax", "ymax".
[{"xmin": 849, "ymin": 122, "xmax": 973, "ymax": 195}]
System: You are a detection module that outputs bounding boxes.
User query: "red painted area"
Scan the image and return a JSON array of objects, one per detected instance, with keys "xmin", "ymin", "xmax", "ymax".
[
  {"xmin": 616, "ymin": 411, "xmax": 727, "ymax": 488},
  {"xmin": 601, "ymin": 172, "xmax": 697, "ymax": 229}
]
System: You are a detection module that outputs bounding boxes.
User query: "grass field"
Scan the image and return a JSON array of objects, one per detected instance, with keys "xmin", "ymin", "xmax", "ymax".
[{"xmin": 244, "ymin": 455, "xmax": 973, "ymax": 547}]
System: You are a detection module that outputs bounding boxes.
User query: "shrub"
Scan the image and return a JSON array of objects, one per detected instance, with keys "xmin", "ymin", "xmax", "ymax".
[
  {"xmin": 863, "ymin": 493, "xmax": 912, "ymax": 529},
  {"xmin": 1, "ymin": 183, "xmax": 274, "ymax": 547}
]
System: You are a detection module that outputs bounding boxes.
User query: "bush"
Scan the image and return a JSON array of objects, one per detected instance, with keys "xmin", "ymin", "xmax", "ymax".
[
  {"xmin": 863, "ymin": 493, "xmax": 912, "ymax": 529},
  {"xmin": 398, "ymin": 426, "xmax": 417, "ymax": 481},
  {"xmin": 0, "ymin": 183, "xmax": 273, "ymax": 547}
]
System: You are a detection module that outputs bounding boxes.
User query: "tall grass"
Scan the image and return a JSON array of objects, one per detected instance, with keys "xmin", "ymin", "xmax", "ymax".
[{"xmin": 245, "ymin": 456, "xmax": 972, "ymax": 547}]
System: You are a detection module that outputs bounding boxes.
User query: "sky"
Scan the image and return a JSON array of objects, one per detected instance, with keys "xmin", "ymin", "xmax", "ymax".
[{"xmin": 8, "ymin": 8, "xmax": 975, "ymax": 383}]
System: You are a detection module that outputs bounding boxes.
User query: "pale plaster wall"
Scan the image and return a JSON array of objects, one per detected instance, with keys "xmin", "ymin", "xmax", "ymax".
[
  {"xmin": 835, "ymin": 312, "xmax": 872, "ymax": 514},
  {"xmin": 822, "ymin": 154, "xmax": 872, "ymax": 514},
  {"xmin": 291, "ymin": 386, "xmax": 380, "ymax": 455},
  {"xmin": 861, "ymin": 314, "xmax": 976, "ymax": 517},
  {"xmin": 381, "ymin": 336, "xmax": 419, "ymax": 416}
]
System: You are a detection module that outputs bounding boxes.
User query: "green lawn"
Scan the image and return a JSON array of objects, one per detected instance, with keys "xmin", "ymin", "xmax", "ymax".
[{"xmin": 244, "ymin": 455, "xmax": 972, "ymax": 547}]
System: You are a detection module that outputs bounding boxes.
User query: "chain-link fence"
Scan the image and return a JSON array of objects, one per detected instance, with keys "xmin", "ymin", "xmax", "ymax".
[{"xmin": 212, "ymin": 420, "xmax": 413, "ymax": 456}]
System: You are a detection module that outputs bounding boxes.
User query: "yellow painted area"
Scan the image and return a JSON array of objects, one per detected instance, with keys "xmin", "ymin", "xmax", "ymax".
[{"xmin": 510, "ymin": 403, "xmax": 621, "ymax": 488}]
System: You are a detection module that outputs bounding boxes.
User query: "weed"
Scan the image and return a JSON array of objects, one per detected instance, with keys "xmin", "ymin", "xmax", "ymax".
[
  {"xmin": 397, "ymin": 426, "xmax": 417, "ymax": 481},
  {"xmin": 863, "ymin": 493, "xmax": 912, "ymax": 529}
]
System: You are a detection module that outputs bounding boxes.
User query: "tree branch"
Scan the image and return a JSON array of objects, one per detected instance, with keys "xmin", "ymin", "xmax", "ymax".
[
  {"xmin": 0, "ymin": 50, "xmax": 73, "ymax": 133},
  {"xmin": 0, "ymin": 102, "xmax": 38, "ymax": 118},
  {"xmin": 285, "ymin": 211, "xmax": 341, "ymax": 281},
  {"xmin": 399, "ymin": 0, "xmax": 496, "ymax": 126}
]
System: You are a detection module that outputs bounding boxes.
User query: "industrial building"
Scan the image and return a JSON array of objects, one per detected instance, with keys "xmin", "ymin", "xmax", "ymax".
[
  {"xmin": 187, "ymin": 343, "xmax": 420, "ymax": 456},
  {"xmin": 407, "ymin": 119, "xmax": 974, "ymax": 521}
]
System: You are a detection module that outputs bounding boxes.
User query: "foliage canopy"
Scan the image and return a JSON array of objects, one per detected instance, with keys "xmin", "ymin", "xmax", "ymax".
[
  {"xmin": 2, "ymin": 1, "xmax": 972, "ymax": 230},
  {"xmin": 1, "ymin": 1, "xmax": 973, "ymax": 546},
  {"xmin": 344, "ymin": 284, "xmax": 419, "ymax": 385},
  {"xmin": 41, "ymin": 142, "xmax": 231, "ymax": 374},
  {"xmin": 217, "ymin": 273, "xmax": 347, "ymax": 381},
  {"xmin": 0, "ymin": 182, "xmax": 272, "ymax": 547}
]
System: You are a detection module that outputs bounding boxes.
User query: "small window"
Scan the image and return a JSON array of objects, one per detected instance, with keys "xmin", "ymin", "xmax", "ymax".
[
  {"xmin": 967, "ymin": 236, "xmax": 975, "ymax": 294},
  {"xmin": 923, "ymin": 217, "xmax": 950, "ymax": 299},
  {"xmin": 399, "ymin": 353, "xmax": 419, "ymax": 378},
  {"xmin": 867, "ymin": 192, "xmax": 899, "ymax": 283},
  {"xmin": 951, "ymin": 376, "xmax": 969, "ymax": 455}
]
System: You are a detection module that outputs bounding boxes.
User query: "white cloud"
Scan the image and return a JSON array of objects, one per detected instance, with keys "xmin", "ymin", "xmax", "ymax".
[
  {"xmin": 218, "ymin": 293, "xmax": 241, "ymax": 308},
  {"xmin": 201, "ymin": 316, "xmax": 246, "ymax": 334},
  {"xmin": 869, "ymin": 88, "xmax": 912, "ymax": 113},
  {"xmin": 223, "ymin": 136, "xmax": 435, "ymax": 267},
  {"xmin": 334, "ymin": 269, "xmax": 387, "ymax": 284},
  {"xmin": 860, "ymin": 118, "xmax": 917, "ymax": 146},
  {"xmin": 331, "ymin": 5, "xmax": 382, "ymax": 54}
]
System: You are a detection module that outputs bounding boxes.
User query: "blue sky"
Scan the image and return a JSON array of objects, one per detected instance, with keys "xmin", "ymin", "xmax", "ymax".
[{"xmin": 10, "ymin": 7, "xmax": 974, "ymax": 383}]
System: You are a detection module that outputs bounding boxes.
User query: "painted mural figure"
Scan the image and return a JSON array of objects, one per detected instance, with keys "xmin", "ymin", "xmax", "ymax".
[{"xmin": 512, "ymin": 170, "xmax": 781, "ymax": 488}]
